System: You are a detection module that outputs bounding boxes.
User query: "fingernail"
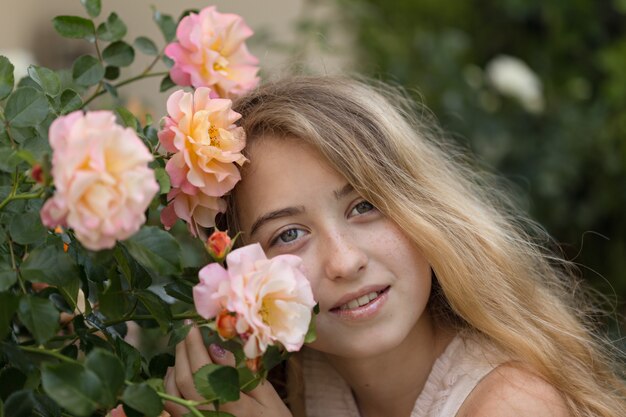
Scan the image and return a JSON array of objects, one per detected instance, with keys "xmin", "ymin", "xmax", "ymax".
[{"xmin": 209, "ymin": 343, "xmax": 226, "ymax": 359}]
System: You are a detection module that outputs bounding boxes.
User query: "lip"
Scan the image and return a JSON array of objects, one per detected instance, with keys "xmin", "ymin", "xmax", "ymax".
[
  {"xmin": 329, "ymin": 286, "xmax": 390, "ymax": 321},
  {"xmin": 330, "ymin": 284, "xmax": 390, "ymax": 310}
]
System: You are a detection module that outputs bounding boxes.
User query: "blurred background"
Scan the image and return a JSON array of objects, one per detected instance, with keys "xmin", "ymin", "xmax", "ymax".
[{"xmin": 1, "ymin": 0, "xmax": 624, "ymax": 343}]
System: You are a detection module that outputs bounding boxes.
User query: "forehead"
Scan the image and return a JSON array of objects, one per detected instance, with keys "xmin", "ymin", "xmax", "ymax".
[{"xmin": 233, "ymin": 137, "xmax": 345, "ymax": 230}]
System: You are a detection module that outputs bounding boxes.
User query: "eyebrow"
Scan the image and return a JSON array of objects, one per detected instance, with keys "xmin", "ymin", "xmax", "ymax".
[{"xmin": 248, "ymin": 183, "xmax": 356, "ymax": 237}]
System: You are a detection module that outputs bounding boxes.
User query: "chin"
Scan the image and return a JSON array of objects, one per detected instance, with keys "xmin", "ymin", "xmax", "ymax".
[{"xmin": 310, "ymin": 327, "xmax": 410, "ymax": 360}]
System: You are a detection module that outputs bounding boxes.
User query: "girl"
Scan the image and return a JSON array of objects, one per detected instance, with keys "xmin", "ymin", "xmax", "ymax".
[{"xmin": 163, "ymin": 76, "xmax": 626, "ymax": 417}]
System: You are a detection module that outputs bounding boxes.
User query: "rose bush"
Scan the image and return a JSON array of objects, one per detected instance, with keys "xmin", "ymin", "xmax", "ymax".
[{"xmin": 0, "ymin": 2, "xmax": 315, "ymax": 417}]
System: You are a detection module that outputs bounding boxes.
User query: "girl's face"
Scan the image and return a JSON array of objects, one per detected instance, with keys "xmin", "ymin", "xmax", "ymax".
[{"xmin": 235, "ymin": 138, "xmax": 434, "ymax": 359}]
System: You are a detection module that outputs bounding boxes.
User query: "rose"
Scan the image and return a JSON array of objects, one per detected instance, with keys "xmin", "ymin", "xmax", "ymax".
[
  {"xmin": 164, "ymin": 6, "xmax": 259, "ymax": 99},
  {"xmin": 193, "ymin": 244, "xmax": 316, "ymax": 359},
  {"xmin": 158, "ymin": 87, "xmax": 246, "ymax": 235},
  {"xmin": 40, "ymin": 111, "xmax": 158, "ymax": 251},
  {"xmin": 206, "ymin": 230, "xmax": 232, "ymax": 260}
]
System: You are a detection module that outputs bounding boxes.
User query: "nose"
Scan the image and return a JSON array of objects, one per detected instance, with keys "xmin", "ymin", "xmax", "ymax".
[{"xmin": 322, "ymin": 229, "xmax": 368, "ymax": 281}]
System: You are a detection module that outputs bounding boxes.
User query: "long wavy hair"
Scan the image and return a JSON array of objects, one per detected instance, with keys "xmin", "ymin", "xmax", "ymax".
[{"xmin": 226, "ymin": 75, "xmax": 626, "ymax": 416}]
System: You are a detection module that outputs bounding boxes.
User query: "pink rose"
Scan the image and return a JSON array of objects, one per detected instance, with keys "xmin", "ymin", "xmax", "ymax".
[
  {"xmin": 40, "ymin": 111, "xmax": 158, "ymax": 251},
  {"xmin": 194, "ymin": 262, "xmax": 230, "ymax": 320},
  {"xmin": 158, "ymin": 88, "xmax": 246, "ymax": 235},
  {"xmin": 164, "ymin": 6, "xmax": 259, "ymax": 99}
]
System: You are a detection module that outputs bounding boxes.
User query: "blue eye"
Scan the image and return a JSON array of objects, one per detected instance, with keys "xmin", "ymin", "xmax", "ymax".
[
  {"xmin": 350, "ymin": 200, "xmax": 375, "ymax": 216},
  {"xmin": 272, "ymin": 228, "xmax": 305, "ymax": 246}
]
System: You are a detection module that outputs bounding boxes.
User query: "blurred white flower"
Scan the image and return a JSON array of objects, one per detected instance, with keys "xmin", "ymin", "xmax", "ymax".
[{"xmin": 485, "ymin": 55, "xmax": 545, "ymax": 113}]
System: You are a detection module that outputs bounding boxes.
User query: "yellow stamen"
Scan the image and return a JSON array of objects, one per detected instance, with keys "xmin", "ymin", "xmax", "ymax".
[{"xmin": 208, "ymin": 125, "xmax": 220, "ymax": 147}]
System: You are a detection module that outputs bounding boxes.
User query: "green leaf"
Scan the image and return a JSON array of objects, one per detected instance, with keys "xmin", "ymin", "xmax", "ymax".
[
  {"xmin": 104, "ymin": 66, "xmax": 120, "ymax": 80},
  {"xmin": 0, "ymin": 292, "xmax": 19, "ymax": 340},
  {"xmin": 0, "ymin": 147, "xmax": 22, "ymax": 172},
  {"xmin": 167, "ymin": 323, "xmax": 191, "ymax": 347},
  {"xmin": 2, "ymin": 389, "xmax": 60, "ymax": 417},
  {"xmin": 0, "ymin": 264, "xmax": 17, "ymax": 292},
  {"xmin": 116, "ymin": 338, "xmax": 142, "ymax": 380},
  {"xmin": 27, "ymin": 66, "xmax": 61, "ymax": 97},
  {"xmin": 4, "ymin": 87, "xmax": 49, "ymax": 128},
  {"xmin": 81, "ymin": 0, "xmax": 101, "ymax": 18},
  {"xmin": 153, "ymin": 10, "xmax": 177, "ymax": 43},
  {"xmin": 114, "ymin": 107, "xmax": 138, "ymax": 130},
  {"xmin": 134, "ymin": 36, "xmax": 159, "ymax": 56},
  {"xmin": 85, "ymin": 349, "xmax": 125, "ymax": 407},
  {"xmin": 304, "ymin": 312, "xmax": 317, "ymax": 344},
  {"xmin": 159, "ymin": 75, "xmax": 176, "ymax": 92},
  {"xmin": 102, "ymin": 41, "xmax": 135, "ymax": 67},
  {"xmin": 41, "ymin": 362, "xmax": 102, "ymax": 417},
  {"xmin": 136, "ymin": 290, "xmax": 172, "ymax": 333},
  {"xmin": 148, "ymin": 353, "xmax": 174, "ymax": 378},
  {"xmin": 238, "ymin": 366, "xmax": 262, "ymax": 392},
  {"xmin": 0, "ymin": 367, "xmax": 27, "ymax": 401},
  {"xmin": 97, "ymin": 13, "xmax": 127, "ymax": 42},
  {"xmin": 154, "ymin": 167, "xmax": 171, "ymax": 195},
  {"xmin": 9, "ymin": 210, "xmax": 46, "ymax": 245},
  {"xmin": 164, "ymin": 280, "xmax": 193, "ymax": 304},
  {"xmin": 21, "ymin": 244, "xmax": 80, "ymax": 287},
  {"xmin": 122, "ymin": 383, "xmax": 163, "ymax": 417},
  {"xmin": 59, "ymin": 89, "xmax": 83, "ymax": 114},
  {"xmin": 122, "ymin": 226, "xmax": 182, "ymax": 276},
  {"xmin": 72, "ymin": 55, "xmax": 104, "ymax": 87},
  {"xmin": 193, "ymin": 364, "xmax": 240, "ymax": 403},
  {"xmin": 17, "ymin": 295, "xmax": 59, "ymax": 345},
  {"xmin": 52, "ymin": 16, "xmax": 95, "ymax": 41},
  {"xmin": 0, "ymin": 55, "xmax": 15, "ymax": 100},
  {"xmin": 262, "ymin": 345, "xmax": 287, "ymax": 372}
]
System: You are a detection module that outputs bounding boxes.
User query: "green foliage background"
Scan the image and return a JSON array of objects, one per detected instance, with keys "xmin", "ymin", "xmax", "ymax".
[{"xmin": 336, "ymin": 0, "xmax": 626, "ymax": 335}]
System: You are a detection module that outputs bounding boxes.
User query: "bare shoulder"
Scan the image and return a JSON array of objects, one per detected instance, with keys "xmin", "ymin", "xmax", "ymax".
[{"xmin": 457, "ymin": 362, "xmax": 571, "ymax": 417}]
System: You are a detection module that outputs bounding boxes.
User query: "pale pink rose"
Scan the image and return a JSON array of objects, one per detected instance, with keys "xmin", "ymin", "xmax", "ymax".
[
  {"xmin": 225, "ymin": 244, "xmax": 316, "ymax": 359},
  {"xmin": 164, "ymin": 6, "xmax": 259, "ymax": 98},
  {"xmin": 40, "ymin": 111, "xmax": 158, "ymax": 251},
  {"xmin": 194, "ymin": 263, "xmax": 231, "ymax": 320},
  {"xmin": 158, "ymin": 88, "xmax": 245, "ymax": 235}
]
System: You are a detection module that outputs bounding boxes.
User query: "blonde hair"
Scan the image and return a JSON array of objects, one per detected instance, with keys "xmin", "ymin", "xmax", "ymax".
[{"xmin": 228, "ymin": 75, "xmax": 626, "ymax": 416}]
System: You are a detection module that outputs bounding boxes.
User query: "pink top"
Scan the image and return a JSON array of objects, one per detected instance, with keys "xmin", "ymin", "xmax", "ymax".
[{"xmin": 302, "ymin": 335, "xmax": 507, "ymax": 417}]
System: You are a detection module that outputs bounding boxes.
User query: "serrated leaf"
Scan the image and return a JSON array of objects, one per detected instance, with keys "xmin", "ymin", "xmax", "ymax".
[
  {"xmin": 238, "ymin": 366, "xmax": 262, "ymax": 392},
  {"xmin": 72, "ymin": 55, "xmax": 104, "ymax": 87},
  {"xmin": 9, "ymin": 210, "xmax": 46, "ymax": 245},
  {"xmin": 59, "ymin": 89, "xmax": 83, "ymax": 114},
  {"xmin": 27, "ymin": 66, "xmax": 61, "ymax": 97},
  {"xmin": 0, "ymin": 292, "xmax": 19, "ymax": 340},
  {"xmin": 103, "ymin": 41, "xmax": 135, "ymax": 67},
  {"xmin": 21, "ymin": 244, "xmax": 80, "ymax": 287},
  {"xmin": 159, "ymin": 74, "xmax": 176, "ymax": 92},
  {"xmin": 41, "ymin": 362, "xmax": 102, "ymax": 417},
  {"xmin": 52, "ymin": 16, "xmax": 95, "ymax": 41},
  {"xmin": 136, "ymin": 290, "xmax": 172, "ymax": 333},
  {"xmin": 97, "ymin": 13, "xmax": 127, "ymax": 42},
  {"xmin": 153, "ymin": 10, "xmax": 177, "ymax": 43},
  {"xmin": 0, "ymin": 266, "xmax": 17, "ymax": 292},
  {"xmin": 122, "ymin": 226, "xmax": 182, "ymax": 276},
  {"xmin": 168, "ymin": 323, "xmax": 191, "ymax": 347},
  {"xmin": 134, "ymin": 36, "xmax": 159, "ymax": 56},
  {"xmin": 81, "ymin": 0, "xmax": 101, "ymax": 18},
  {"xmin": 4, "ymin": 87, "xmax": 49, "ymax": 128},
  {"xmin": 122, "ymin": 383, "xmax": 163, "ymax": 417},
  {"xmin": 0, "ymin": 55, "xmax": 15, "ymax": 100},
  {"xmin": 193, "ymin": 364, "xmax": 240, "ymax": 403},
  {"xmin": 85, "ymin": 349, "xmax": 125, "ymax": 407},
  {"xmin": 17, "ymin": 295, "xmax": 59, "ymax": 344},
  {"xmin": 116, "ymin": 338, "xmax": 142, "ymax": 380},
  {"xmin": 148, "ymin": 353, "xmax": 174, "ymax": 378}
]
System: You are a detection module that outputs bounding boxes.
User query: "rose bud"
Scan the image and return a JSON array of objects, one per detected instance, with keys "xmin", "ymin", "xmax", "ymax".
[
  {"xmin": 31, "ymin": 164, "xmax": 44, "ymax": 183},
  {"xmin": 245, "ymin": 356, "xmax": 261, "ymax": 373},
  {"xmin": 216, "ymin": 310, "xmax": 238, "ymax": 340},
  {"xmin": 206, "ymin": 230, "xmax": 232, "ymax": 261}
]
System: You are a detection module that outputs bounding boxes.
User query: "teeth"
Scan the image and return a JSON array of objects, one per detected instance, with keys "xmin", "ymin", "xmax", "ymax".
[{"xmin": 339, "ymin": 291, "xmax": 380, "ymax": 310}]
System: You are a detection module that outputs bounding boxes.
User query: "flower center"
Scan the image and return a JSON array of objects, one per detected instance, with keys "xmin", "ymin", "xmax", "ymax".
[
  {"xmin": 259, "ymin": 300, "xmax": 271, "ymax": 325},
  {"xmin": 208, "ymin": 124, "xmax": 220, "ymax": 147}
]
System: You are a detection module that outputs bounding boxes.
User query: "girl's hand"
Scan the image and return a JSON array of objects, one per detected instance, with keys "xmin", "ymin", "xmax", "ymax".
[{"xmin": 163, "ymin": 325, "xmax": 293, "ymax": 417}]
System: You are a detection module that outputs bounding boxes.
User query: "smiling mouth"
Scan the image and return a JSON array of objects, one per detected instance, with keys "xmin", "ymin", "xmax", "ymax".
[{"xmin": 330, "ymin": 286, "xmax": 390, "ymax": 311}]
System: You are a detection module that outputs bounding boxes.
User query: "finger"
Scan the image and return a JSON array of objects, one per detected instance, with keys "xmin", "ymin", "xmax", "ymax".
[
  {"xmin": 246, "ymin": 377, "xmax": 286, "ymax": 406},
  {"xmin": 184, "ymin": 325, "xmax": 212, "ymax": 373},
  {"xmin": 207, "ymin": 343, "xmax": 236, "ymax": 367},
  {"xmin": 163, "ymin": 367, "xmax": 189, "ymax": 417},
  {"xmin": 174, "ymin": 338, "xmax": 205, "ymax": 402}
]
